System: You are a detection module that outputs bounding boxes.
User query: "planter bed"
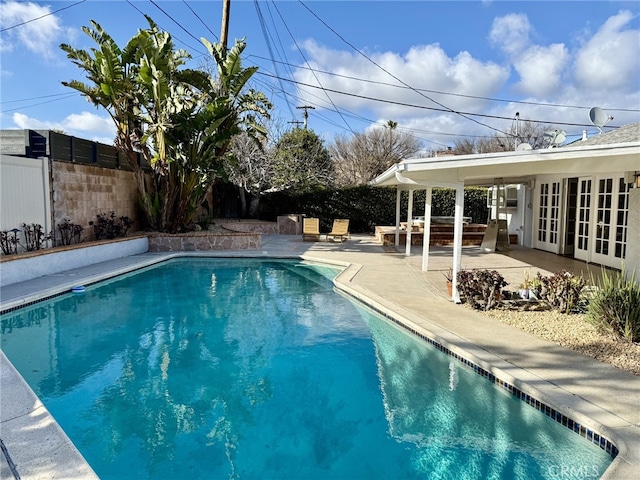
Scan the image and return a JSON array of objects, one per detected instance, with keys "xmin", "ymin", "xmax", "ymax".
[{"xmin": 0, "ymin": 235, "xmax": 149, "ymax": 287}]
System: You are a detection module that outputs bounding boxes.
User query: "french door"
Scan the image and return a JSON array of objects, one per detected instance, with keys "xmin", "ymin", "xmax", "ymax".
[
  {"xmin": 535, "ymin": 180, "xmax": 562, "ymax": 253},
  {"xmin": 574, "ymin": 177, "xmax": 592, "ymax": 262},
  {"xmin": 574, "ymin": 175, "xmax": 630, "ymax": 268}
]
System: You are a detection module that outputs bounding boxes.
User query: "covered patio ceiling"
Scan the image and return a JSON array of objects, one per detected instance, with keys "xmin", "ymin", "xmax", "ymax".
[{"xmin": 371, "ymin": 141, "xmax": 640, "ymax": 188}]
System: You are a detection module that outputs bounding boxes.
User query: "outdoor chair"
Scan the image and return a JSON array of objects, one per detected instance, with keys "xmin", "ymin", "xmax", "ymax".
[
  {"xmin": 326, "ymin": 219, "xmax": 350, "ymax": 242},
  {"xmin": 302, "ymin": 217, "xmax": 321, "ymax": 241}
]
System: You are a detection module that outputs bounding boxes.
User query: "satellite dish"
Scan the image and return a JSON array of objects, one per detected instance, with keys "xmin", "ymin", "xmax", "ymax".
[
  {"xmin": 589, "ymin": 107, "xmax": 613, "ymax": 134},
  {"xmin": 515, "ymin": 143, "xmax": 532, "ymax": 151},
  {"xmin": 543, "ymin": 129, "xmax": 567, "ymax": 148}
]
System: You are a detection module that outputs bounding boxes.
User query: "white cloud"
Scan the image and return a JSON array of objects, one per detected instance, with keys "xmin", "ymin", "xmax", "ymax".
[
  {"xmin": 512, "ymin": 43, "xmax": 569, "ymax": 97},
  {"xmin": 12, "ymin": 111, "xmax": 116, "ymax": 142},
  {"xmin": 0, "ymin": 1, "xmax": 74, "ymax": 61},
  {"xmin": 294, "ymin": 40, "xmax": 509, "ymax": 122},
  {"xmin": 293, "ymin": 9, "xmax": 640, "ymax": 145},
  {"xmin": 489, "ymin": 13, "xmax": 533, "ymax": 57},
  {"xmin": 12, "ymin": 112, "xmax": 64, "ymax": 131},
  {"xmin": 489, "ymin": 13, "xmax": 572, "ymax": 98},
  {"xmin": 64, "ymin": 112, "xmax": 114, "ymax": 133},
  {"xmin": 574, "ymin": 10, "xmax": 640, "ymax": 94}
]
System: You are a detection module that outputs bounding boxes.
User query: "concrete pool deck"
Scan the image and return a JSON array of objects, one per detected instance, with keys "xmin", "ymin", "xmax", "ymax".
[{"xmin": 1, "ymin": 233, "xmax": 639, "ymax": 479}]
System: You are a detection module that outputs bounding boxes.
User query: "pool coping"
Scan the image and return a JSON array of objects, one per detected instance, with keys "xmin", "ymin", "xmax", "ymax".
[
  {"xmin": 1, "ymin": 248, "xmax": 639, "ymax": 479},
  {"xmin": 329, "ymin": 260, "xmax": 637, "ymax": 480}
]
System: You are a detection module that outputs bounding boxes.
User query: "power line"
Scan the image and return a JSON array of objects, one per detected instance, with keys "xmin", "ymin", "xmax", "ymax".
[
  {"xmin": 0, "ymin": 93, "xmax": 79, "ymax": 114},
  {"xmin": 247, "ymin": 54, "xmax": 640, "ymax": 113},
  {"xmin": 182, "ymin": 0, "xmax": 218, "ymax": 41},
  {"xmin": 253, "ymin": 0, "xmax": 295, "ymax": 119},
  {"xmin": 262, "ymin": 2, "xmax": 298, "ymax": 83},
  {"xmin": 256, "ymin": 71, "xmax": 614, "ymax": 129},
  {"xmin": 125, "ymin": 0, "xmax": 207, "ymax": 56},
  {"xmin": 251, "ymin": 73, "xmax": 450, "ymax": 147},
  {"xmin": 0, "ymin": 0, "xmax": 86, "ymax": 33},
  {"xmin": 270, "ymin": 0, "xmax": 355, "ymax": 134},
  {"xmin": 0, "ymin": 92, "xmax": 77, "ymax": 105},
  {"xmin": 149, "ymin": 0, "xmax": 205, "ymax": 47},
  {"xmin": 297, "ymin": 0, "xmax": 511, "ymax": 137}
]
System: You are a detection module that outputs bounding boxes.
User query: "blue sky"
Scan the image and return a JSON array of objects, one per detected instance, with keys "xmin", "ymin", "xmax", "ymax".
[{"xmin": 1, "ymin": 0, "xmax": 639, "ymax": 149}]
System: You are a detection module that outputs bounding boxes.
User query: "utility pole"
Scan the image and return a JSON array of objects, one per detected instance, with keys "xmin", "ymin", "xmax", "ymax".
[
  {"xmin": 296, "ymin": 105, "xmax": 315, "ymax": 129},
  {"xmin": 220, "ymin": 0, "xmax": 231, "ymax": 52},
  {"xmin": 288, "ymin": 120, "xmax": 304, "ymax": 129}
]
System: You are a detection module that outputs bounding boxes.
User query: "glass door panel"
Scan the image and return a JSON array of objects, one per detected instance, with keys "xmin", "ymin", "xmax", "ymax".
[
  {"xmin": 574, "ymin": 177, "xmax": 592, "ymax": 262},
  {"xmin": 536, "ymin": 181, "xmax": 561, "ymax": 253}
]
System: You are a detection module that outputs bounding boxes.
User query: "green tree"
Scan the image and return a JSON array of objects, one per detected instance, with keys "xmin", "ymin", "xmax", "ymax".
[
  {"xmin": 271, "ymin": 128, "xmax": 333, "ymax": 192},
  {"xmin": 60, "ymin": 17, "xmax": 270, "ymax": 232},
  {"xmin": 60, "ymin": 18, "xmax": 158, "ymax": 226},
  {"xmin": 162, "ymin": 39, "xmax": 271, "ymax": 231}
]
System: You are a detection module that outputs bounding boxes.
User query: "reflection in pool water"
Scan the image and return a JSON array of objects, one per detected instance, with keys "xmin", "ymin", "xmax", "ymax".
[{"xmin": 1, "ymin": 258, "xmax": 612, "ymax": 479}]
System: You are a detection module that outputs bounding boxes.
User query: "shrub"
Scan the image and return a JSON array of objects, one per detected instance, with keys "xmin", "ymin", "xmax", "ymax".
[
  {"xmin": 536, "ymin": 270, "xmax": 585, "ymax": 314},
  {"xmin": 90, "ymin": 211, "xmax": 132, "ymax": 240},
  {"xmin": 196, "ymin": 214, "xmax": 212, "ymax": 231},
  {"xmin": 586, "ymin": 269, "xmax": 640, "ymax": 342},
  {"xmin": 57, "ymin": 219, "xmax": 84, "ymax": 246},
  {"xmin": 456, "ymin": 269, "xmax": 507, "ymax": 311},
  {"xmin": 258, "ymin": 185, "xmax": 490, "ymax": 233},
  {"xmin": 0, "ymin": 229, "xmax": 20, "ymax": 255},
  {"xmin": 22, "ymin": 223, "xmax": 52, "ymax": 251}
]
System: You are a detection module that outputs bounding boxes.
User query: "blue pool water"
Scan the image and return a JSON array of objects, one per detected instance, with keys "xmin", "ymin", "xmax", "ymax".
[{"xmin": 1, "ymin": 258, "xmax": 612, "ymax": 479}]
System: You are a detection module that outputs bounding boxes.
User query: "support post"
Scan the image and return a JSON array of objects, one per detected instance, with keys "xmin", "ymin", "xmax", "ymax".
[
  {"xmin": 421, "ymin": 187, "xmax": 432, "ymax": 271},
  {"xmin": 395, "ymin": 188, "xmax": 401, "ymax": 246},
  {"xmin": 405, "ymin": 189, "xmax": 414, "ymax": 256},
  {"xmin": 451, "ymin": 184, "xmax": 464, "ymax": 302}
]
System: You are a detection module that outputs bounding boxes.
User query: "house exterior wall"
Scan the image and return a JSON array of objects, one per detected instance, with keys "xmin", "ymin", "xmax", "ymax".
[
  {"xmin": 522, "ymin": 185, "xmax": 535, "ymax": 248},
  {"xmin": 51, "ymin": 161, "xmax": 140, "ymax": 241},
  {"xmin": 532, "ymin": 171, "xmax": 635, "ymax": 271},
  {"xmin": 626, "ymin": 188, "xmax": 640, "ymax": 279}
]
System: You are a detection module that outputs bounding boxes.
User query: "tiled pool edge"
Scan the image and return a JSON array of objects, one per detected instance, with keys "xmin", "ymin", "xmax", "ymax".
[{"xmin": 330, "ymin": 262, "xmax": 630, "ymax": 478}]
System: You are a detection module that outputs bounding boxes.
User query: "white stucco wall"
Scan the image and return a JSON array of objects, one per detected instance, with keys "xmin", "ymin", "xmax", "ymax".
[
  {"xmin": 626, "ymin": 188, "xmax": 640, "ymax": 281},
  {"xmin": 0, "ymin": 237, "xmax": 149, "ymax": 287}
]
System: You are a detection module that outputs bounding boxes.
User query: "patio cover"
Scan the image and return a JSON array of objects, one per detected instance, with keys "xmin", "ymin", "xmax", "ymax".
[{"xmin": 370, "ymin": 139, "xmax": 640, "ymax": 301}]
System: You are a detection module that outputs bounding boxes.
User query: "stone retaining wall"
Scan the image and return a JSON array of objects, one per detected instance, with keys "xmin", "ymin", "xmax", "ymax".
[
  {"xmin": 220, "ymin": 221, "xmax": 278, "ymax": 234},
  {"xmin": 148, "ymin": 232, "xmax": 261, "ymax": 252}
]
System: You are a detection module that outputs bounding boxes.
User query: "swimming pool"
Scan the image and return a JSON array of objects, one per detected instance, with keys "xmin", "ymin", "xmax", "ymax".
[{"xmin": 0, "ymin": 258, "xmax": 613, "ymax": 479}]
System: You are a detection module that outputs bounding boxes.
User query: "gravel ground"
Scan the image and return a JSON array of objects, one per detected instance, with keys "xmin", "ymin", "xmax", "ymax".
[{"xmin": 480, "ymin": 308, "xmax": 640, "ymax": 376}]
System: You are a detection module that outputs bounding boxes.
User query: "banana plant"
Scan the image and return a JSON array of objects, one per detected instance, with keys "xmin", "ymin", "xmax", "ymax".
[{"xmin": 61, "ymin": 17, "xmax": 270, "ymax": 232}]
